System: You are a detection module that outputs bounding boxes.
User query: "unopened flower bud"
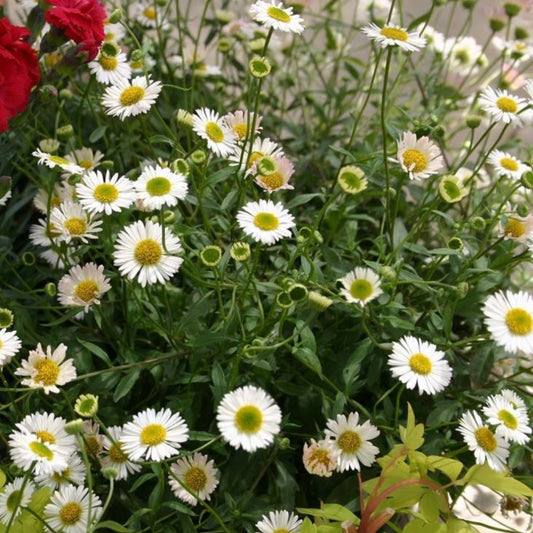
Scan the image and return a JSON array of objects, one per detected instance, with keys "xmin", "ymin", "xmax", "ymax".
[
  {"xmin": 503, "ymin": 2, "xmax": 521, "ymax": 17},
  {"xmin": 230, "ymin": 241, "xmax": 250, "ymax": 261},
  {"xmin": 45, "ymin": 282, "xmax": 57, "ymax": 297},
  {"xmin": 65, "ymin": 419, "xmax": 84, "ymax": 434},
  {"xmin": 470, "ymin": 216, "xmax": 485, "ymax": 230},
  {"xmin": 108, "ymin": 9, "xmax": 122, "ymax": 23},
  {"xmin": 39, "ymin": 138, "xmax": 60, "ymax": 153},
  {"xmin": 288, "ymin": 283, "xmax": 308, "ymax": 302},
  {"xmin": 276, "ymin": 291, "xmax": 293, "ymax": 308},
  {"xmin": 176, "ymin": 109, "xmax": 193, "ymax": 128},
  {"xmin": 74, "ymin": 394, "xmax": 99, "ymax": 417},
  {"xmin": 489, "ymin": 17, "xmax": 506, "ymax": 31},
  {"xmin": 249, "ymin": 56, "xmax": 271, "ymax": 78},
  {"xmin": 22, "ymin": 252, "xmax": 36, "ymax": 266},
  {"xmin": 0, "ymin": 308, "xmax": 13, "ymax": 328},
  {"xmin": 466, "ymin": 115, "xmax": 482, "ymax": 128},
  {"xmin": 520, "ymin": 171, "xmax": 533, "ymax": 189},
  {"xmin": 200, "ymin": 245, "xmax": 223, "ymax": 267},
  {"xmin": 57, "ymin": 124, "xmax": 74, "ymax": 139},
  {"xmin": 308, "ymin": 291, "xmax": 333, "ymax": 312},
  {"xmin": 447, "ymin": 237, "xmax": 463, "ymax": 251},
  {"xmin": 191, "ymin": 150, "xmax": 207, "ymax": 165}
]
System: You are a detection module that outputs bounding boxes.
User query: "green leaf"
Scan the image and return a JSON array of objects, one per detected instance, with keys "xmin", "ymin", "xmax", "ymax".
[
  {"xmin": 77, "ymin": 338, "xmax": 113, "ymax": 366},
  {"xmin": 94, "ymin": 521, "xmax": 134, "ymax": 532},
  {"xmin": 457, "ymin": 464, "xmax": 533, "ymax": 497},
  {"xmin": 0, "ymin": 469, "xmax": 5, "ymax": 490},
  {"xmin": 419, "ymin": 491, "xmax": 444, "ymax": 522},
  {"xmin": 292, "ymin": 346, "xmax": 323, "ymax": 377},
  {"xmin": 211, "ymin": 361, "xmax": 227, "ymax": 404},
  {"xmin": 113, "ymin": 370, "xmax": 141, "ymax": 402},
  {"xmin": 399, "ymin": 403, "xmax": 424, "ymax": 451},
  {"xmin": 89, "ymin": 126, "xmax": 107, "ymax": 143},
  {"xmin": 426, "ymin": 456, "xmax": 463, "ymax": 481},
  {"xmin": 297, "ymin": 504, "xmax": 359, "ymax": 524},
  {"xmin": 300, "ymin": 517, "xmax": 318, "ymax": 533}
]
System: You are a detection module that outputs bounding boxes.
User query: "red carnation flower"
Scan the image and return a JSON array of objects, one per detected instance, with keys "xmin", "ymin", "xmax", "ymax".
[
  {"xmin": 45, "ymin": 0, "xmax": 107, "ymax": 61},
  {"xmin": 0, "ymin": 18, "xmax": 40, "ymax": 133}
]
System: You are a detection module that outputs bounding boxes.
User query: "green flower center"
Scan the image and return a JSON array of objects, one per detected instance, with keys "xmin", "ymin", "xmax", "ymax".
[
  {"xmin": 184, "ymin": 466, "xmax": 207, "ymax": 492},
  {"xmin": 337, "ymin": 430, "xmax": 362, "ymax": 453},
  {"xmin": 64, "ymin": 218, "xmax": 87, "ymax": 236},
  {"xmin": 140, "ymin": 423, "xmax": 167, "ymax": 446},
  {"xmin": 234, "ymin": 405, "xmax": 263, "ymax": 433},
  {"xmin": 498, "ymin": 409, "xmax": 518, "ymax": 430},
  {"xmin": 409, "ymin": 353, "xmax": 432, "ymax": 375},
  {"xmin": 99, "ymin": 55, "xmax": 118, "ymax": 70},
  {"xmin": 205, "ymin": 121, "xmax": 224, "ymax": 143},
  {"xmin": 266, "ymin": 6, "xmax": 291, "ymax": 23},
  {"xmin": 402, "ymin": 149, "xmax": 427, "ymax": 173},
  {"xmin": 74, "ymin": 280, "xmax": 99, "ymax": 303},
  {"xmin": 496, "ymin": 96, "xmax": 518, "ymax": 113},
  {"xmin": 134, "ymin": 238, "xmax": 163, "ymax": 266},
  {"xmin": 146, "ymin": 177, "xmax": 171, "ymax": 196},
  {"xmin": 253, "ymin": 212, "xmax": 279, "ymax": 231},
  {"xmin": 341, "ymin": 171, "xmax": 363, "ymax": 190},
  {"xmin": 93, "ymin": 183, "xmax": 119, "ymax": 203},
  {"xmin": 380, "ymin": 26, "xmax": 408, "ymax": 41},
  {"xmin": 349, "ymin": 279, "xmax": 373, "ymax": 301},
  {"xmin": 34, "ymin": 358, "xmax": 60, "ymax": 386},
  {"xmin": 454, "ymin": 49, "xmax": 470, "ymax": 64},
  {"xmin": 474, "ymin": 427, "xmax": 497, "ymax": 452},
  {"xmin": 505, "ymin": 307, "xmax": 533, "ymax": 335},
  {"xmin": 500, "ymin": 157, "xmax": 519, "ymax": 171},
  {"xmin": 443, "ymin": 180, "xmax": 461, "ymax": 201},
  {"xmin": 120, "ymin": 86, "xmax": 145, "ymax": 107},
  {"xmin": 29, "ymin": 440, "xmax": 54, "ymax": 460},
  {"xmin": 59, "ymin": 502, "xmax": 82, "ymax": 526}
]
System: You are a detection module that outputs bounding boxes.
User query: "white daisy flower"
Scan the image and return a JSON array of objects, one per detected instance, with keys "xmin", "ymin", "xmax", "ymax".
[
  {"xmin": 65, "ymin": 147, "xmax": 104, "ymax": 174},
  {"xmin": 192, "ymin": 107, "xmax": 237, "ymax": 157},
  {"xmin": 418, "ymin": 24, "xmax": 445, "ymax": 53},
  {"xmin": 387, "ymin": 336, "xmax": 452, "ymax": 395},
  {"xmin": 121, "ymin": 408, "xmax": 189, "ymax": 462},
  {"xmin": 236, "ymin": 199, "xmax": 295, "ymax": 245},
  {"xmin": 229, "ymin": 137, "xmax": 284, "ymax": 174},
  {"xmin": 49, "ymin": 201, "xmax": 102, "ymax": 244},
  {"xmin": 361, "ymin": 23, "xmax": 426, "ymax": 52},
  {"xmin": 40, "ymin": 248, "xmax": 77, "ymax": 270},
  {"xmin": 499, "ymin": 214, "xmax": 533, "ymax": 242},
  {"xmin": 458, "ymin": 410, "xmax": 510, "ymax": 472},
  {"xmin": 15, "ymin": 343, "xmax": 77, "ymax": 395},
  {"xmin": 89, "ymin": 51, "xmax": 132, "ymax": 85},
  {"xmin": 255, "ymin": 510, "xmax": 302, "ymax": 533},
  {"xmin": 34, "ymin": 454, "xmax": 86, "ymax": 490},
  {"xmin": 133, "ymin": 1, "xmax": 167, "ymax": 28},
  {"xmin": 254, "ymin": 156, "xmax": 295, "ymax": 193},
  {"xmin": 216, "ymin": 385, "xmax": 282, "ymax": 452},
  {"xmin": 32, "ymin": 182, "xmax": 70, "ymax": 214},
  {"xmin": 442, "ymin": 36, "xmax": 483, "ymax": 76},
  {"xmin": 102, "ymin": 76, "xmax": 162, "ymax": 120},
  {"xmin": 483, "ymin": 290, "xmax": 533, "ymax": 354},
  {"xmin": 80, "ymin": 420, "xmax": 105, "ymax": 460},
  {"xmin": 324, "ymin": 411, "xmax": 380, "ymax": 472},
  {"xmin": 396, "ymin": 131, "xmax": 444, "ymax": 180},
  {"xmin": 113, "ymin": 220, "xmax": 183, "ymax": 287},
  {"xmin": 478, "ymin": 87, "xmax": 527, "ymax": 126},
  {"xmin": 168, "ymin": 452, "xmax": 220, "ymax": 506},
  {"xmin": 32, "ymin": 149, "xmax": 84, "ymax": 175},
  {"xmin": 0, "ymin": 477, "xmax": 35, "ymax": 523},
  {"xmin": 76, "ymin": 170, "xmax": 136, "ymax": 215},
  {"xmin": 0, "ymin": 328, "xmax": 22, "ymax": 366},
  {"xmin": 338, "ymin": 267, "xmax": 383, "ymax": 306},
  {"xmin": 224, "ymin": 110, "xmax": 262, "ymax": 142},
  {"xmin": 44, "ymin": 484, "xmax": 102, "ymax": 533},
  {"xmin": 249, "ymin": 1, "xmax": 304, "ymax": 34},
  {"xmin": 134, "ymin": 165, "xmax": 189, "ymax": 210},
  {"xmin": 100, "ymin": 426, "xmax": 142, "ymax": 481},
  {"xmin": 483, "ymin": 394, "xmax": 531, "ymax": 445},
  {"xmin": 57, "ymin": 262, "xmax": 111, "ymax": 316},
  {"xmin": 9, "ymin": 412, "xmax": 76, "ymax": 475},
  {"xmin": 302, "ymin": 438, "xmax": 340, "ymax": 477},
  {"xmin": 488, "ymin": 149, "xmax": 529, "ymax": 180},
  {"xmin": 500, "ymin": 389, "xmax": 527, "ymax": 412}
]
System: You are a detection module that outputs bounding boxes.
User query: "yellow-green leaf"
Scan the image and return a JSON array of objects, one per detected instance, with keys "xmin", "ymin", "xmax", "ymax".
[
  {"xmin": 457, "ymin": 464, "xmax": 533, "ymax": 497},
  {"xmin": 426, "ymin": 456, "xmax": 463, "ymax": 481},
  {"xmin": 297, "ymin": 504, "xmax": 359, "ymax": 524}
]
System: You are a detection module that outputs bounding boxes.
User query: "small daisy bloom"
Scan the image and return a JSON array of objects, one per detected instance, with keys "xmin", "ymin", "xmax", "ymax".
[
  {"xmin": 224, "ymin": 110, "xmax": 262, "ymax": 141},
  {"xmin": 76, "ymin": 170, "xmax": 136, "ymax": 215},
  {"xmin": 32, "ymin": 149, "xmax": 84, "ymax": 175},
  {"xmin": 483, "ymin": 290, "xmax": 533, "ymax": 354},
  {"xmin": 168, "ymin": 452, "xmax": 220, "ymax": 506},
  {"xmin": 236, "ymin": 199, "xmax": 295, "ymax": 245},
  {"xmin": 339, "ymin": 267, "xmax": 383, "ymax": 306},
  {"xmin": 15, "ymin": 343, "xmax": 77, "ymax": 395},
  {"xmin": 33, "ymin": 182, "xmax": 70, "ymax": 214},
  {"xmin": 254, "ymin": 156, "xmax": 295, "ymax": 192},
  {"xmin": 0, "ymin": 328, "xmax": 22, "ymax": 365},
  {"xmin": 49, "ymin": 201, "xmax": 102, "ymax": 244},
  {"xmin": 229, "ymin": 137, "xmax": 284, "ymax": 174},
  {"xmin": 121, "ymin": 408, "xmax": 189, "ymax": 462},
  {"xmin": 443, "ymin": 36, "xmax": 483, "ymax": 76},
  {"xmin": 192, "ymin": 107, "xmax": 237, "ymax": 157},
  {"xmin": 102, "ymin": 76, "xmax": 162, "ymax": 120},
  {"xmin": 57, "ymin": 262, "xmax": 112, "ymax": 316},
  {"xmin": 0, "ymin": 477, "xmax": 35, "ymax": 523},
  {"xmin": 302, "ymin": 438, "xmax": 340, "ymax": 477},
  {"xmin": 134, "ymin": 164, "xmax": 189, "ymax": 209},
  {"xmin": 44, "ymin": 484, "xmax": 102, "ymax": 533},
  {"xmin": 499, "ymin": 214, "xmax": 533, "ymax": 242},
  {"xmin": 478, "ymin": 87, "xmax": 527, "ymax": 126},
  {"xmin": 34, "ymin": 453, "xmax": 86, "ymax": 490},
  {"xmin": 255, "ymin": 510, "xmax": 302, "ymax": 533},
  {"xmin": 387, "ymin": 336, "xmax": 452, "ymax": 395},
  {"xmin": 28, "ymin": 218, "xmax": 62, "ymax": 250},
  {"xmin": 100, "ymin": 426, "xmax": 141, "ymax": 480},
  {"xmin": 113, "ymin": 220, "xmax": 183, "ymax": 287},
  {"xmin": 89, "ymin": 50, "xmax": 132, "ymax": 85},
  {"xmin": 133, "ymin": 1, "xmax": 167, "ymax": 28},
  {"xmin": 397, "ymin": 131, "xmax": 444, "ymax": 180},
  {"xmin": 488, "ymin": 149, "xmax": 529, "ymax": 180},
  {"xmin": 64, "ymin": 147, "xmax": 104, "ymax": 174},
  {"xmin": 458, "ymin": 410, "xmax": 510, "ymax": 472},
  {"xmin": 500, "ymin": 389, "xmax": 527, "ymax": 412},
  {"xmin": 216, "ymin": 385, "xmax": 282, "ymax": 452},
  {"xmin": 249, "ymin": 1, "xmax": 304, "ymax": 34},
  {"xmin": 483, "ymin": 394, "xmax": 532, "ymax": 445},
  {"xmin": 324, "ymin": 411, "xmax": 380, "ymax": 472},
  {"xmin": 81, "ymin": 421, "xmax": 105, "ymax": 459},
  {"xmin": 362, "ymin": 23, "xmax": 426, "ymax": 52}
]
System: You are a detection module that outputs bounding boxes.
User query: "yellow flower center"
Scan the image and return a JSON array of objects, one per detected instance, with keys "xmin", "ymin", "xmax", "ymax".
[
  {"xmin": 130, "ymin": 60, "xmax": 144, "ymax": 69},
  {"xmin": 205, "ymin": 121, "xmax": 224, "ymax": 143},
  {"xmin": 248, "ymin": 151, "xmax": 263, "ymax": 167},
  {"xmin": 84, "ymin": 436, "xmax": 102, "ymax": 457},
  {"xmin": 34, "ymin": 358, "xmax": 60, "ymax": 386},
  {"xmin": 146, "ymin": 177, "xmax": 171, "ymax": 196},
  {"xmin": 0, "ymin": 340, "xmax": 2, "ymax": 350},
  {"xmin": 496, "ymin": 96, "xmax": 518, "ymax": 113},
  {"xmin": 273, "ymin": 530, "xmax": 290, "ymax": 533},
  {"xmin": 6, "ymin": 490, "xmax": 22, "ymax": 512},
  {"xmin": 59, "ymin": 502, "xmax": 83, "ymax": 525},
  {"xmin": 184, "ymin": 466, "xmax": 208, "ymax": 492},
  {"xmin": 93, "ymin": 183, "xmax": 119, "ymax": 203},
  {"xmin": 79, "ymin": 160, "xmax": 93, "ymax": 169},
  {"xmin": 120, "ymin": 86, "xmax": 145, "ymax": 107},
  {"xmin": 35, "ymin": 430, "xmax": 56, "ymax": 444},
  {"xmin": 99, "ymin": 55, "xmax": 118, "ymax": 70},
  {"xmin": 474, "ymin": 427, "xmax": 497, "ymax": 452},
  {"xmin": 134, "ymin": 238, "xmax": 163, "ymax": 266},
  {"xmin": 29, "ymin": 440, "xmax": 54, "ymax": 460},
  {"xmin": 266, "ymin": 6, "xmax": 291, "ymax": 23},
  {"xmin": 402, "ymin": 149, "xmax": 427, "ymax": 173},
  {"xmin": 143, "ymin": 7, "xmax": 156, "ymax": 20},
  {"xmin": 51, "ymin": 466, "xmax": 71, "ymax": 484},
  {"xmin": 50, "ymin": 196, "xmax": 62, "ymax": 208},
  {"xmin": 349, "ymin": 279, "xmax": 373, "ymax": 301},
  {"xmin": 234, "ymin": 405, "xmax": 263, "ymax": 433},
  {"xmin": 505, "ymin": 307, "xmax": 533, "ymax": 335},
  {"xmin": 253, "ymin": 212, "xmax": 279, "ymax": 231},
  {"xmin": 498, "ymin": 409, "xmax": 518, "ymax": 430},
  {"xmin": 500, "ymin": 157, "xmax": 519, "ymax": 171},
  {"xmin": 45, "ymin": 53, "xmax": 61, "ymax": 68},
  {"xmin": 260, "ymin": 173, "xmax": 284, "ymax": 190},
  {"xmin": 64, "ymin": 218, "xmax": 87, "ymax": 236},
  {"xmin": 308, "ymin": 448, "xmax": 332, "ymax": 468},
  {"xmin": 337, "ymin": 430, "xmax": 362, "ymax": 453},
  {"xmin": 140, "ymin": 423, "xmax": 167, "ymax": 446},
  {"xmin": 380, "ymin": 26, "xmax": 408, "ymax": 41},
  {"xmin": 74, "ymin": 280, "xmax": 99, "ymax": 303},
  {"xmin": 504, "ymin": 218, "xmax": 525, "ymax": 238},
  {"xmin": 109, "ymin": 442, "xmax": 128, "ymax": 463},
  {"xmin": 409, "ymin": 353, "xmax": 432, "ymax": 375},
  {"xmin": 233, "ymin": 123, "xmax": 247, "ymax": 140}
]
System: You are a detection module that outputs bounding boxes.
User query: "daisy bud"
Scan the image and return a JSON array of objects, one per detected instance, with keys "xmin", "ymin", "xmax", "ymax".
[
  {"xmin": 313, "ymin": 230, "xmax": 324, "ymax": 244},
  {"xmin": 470, "ymin": 216, "xmax": 486, "ymax": 230},
  {"xmin": 297, "ymin": 226, "xmax": 312, "ymax": 242},
  {"xmin": 39, "ymin": 138, "xmax": 60, "ymax": 153},
  {"xmin": 101, "ymin": 41, "xmax": 120, "ymax": 58},
  {"xmin": 466, "ymin": 114, "xmax": 482, "ymax": 128},
  {"xmin": 448, "ymin": 237, "xmax": 463, "ymax": 251},
  {"xmin": 514, "ymin": 27, "xmax": 529, "ymax": 40},
  {"xmin": 102, "ymin": 467, "xmax": 119, "ymax": 480},
  {"xmin": 249, "ymin": 38, "xmax": 266, "ymax": 52},
  {"xmin": 278, "ymin": 437, "xmax": 291, "ymax": 450},
  {"xmin": 100, "ymin": 160, "xmax": 114, "ymax": 170},
  {"xmin": 40, "ymin": 84, "xmax": 58, "ymax": 101},
  {"xmin": 200, "ymin": 245, "xmax": 223, "ymax": 267},
  {"xmin": 520, "ymin": 171, "xmax": 533, "ymax": 189},
  {"xmin": 461, "ymin": 0, "xmax": 476, "ymax": 9},
  {"xmin": 288, "ymin": 283, "xmax": 308, "ymax": 302},
  {"xmin": 517, "ymin": 204, "xmax": 529, "ymax": 218},
  {"xmin": 230, "ymin": 241, "xmax": 251, "ymax": 262},
  {"xmin": 439, "ymin": 175, "xmax": 468, "ymax": 203},
  {"xmin": 489, "ymin": 17, "xmax": 506, "ymax": 31},
  {"xmin": 170, "ymin": 158, "xmax": 189, "ymax": 175},
  {"xmin": 45, "ymin": 282, "xmax": 57, "ymax": 297},
  {"xmin": 308, "ymin": 291, "xmax": 333, "ymax": 312},
  {"xmin": 130, "ymin": 49, "xmax": 144, "ymax": 62},
  {"xmin": 217, "ymin": 37, "xmax": 232, "ymax": 52},
  {"xmin": 456, "ymin": 281, "xmax": 469, "ymax": 299},
  {"xmin": 215, "ymin": 9, "xmax": 234, "ymax": 23},
  {"xmin": 0, "ymin": 308, "xmax": 14, "ymax": 328},
  {"xmin": 191, "ymin": 149, "xmax": 207, "ymax": 165},
  {"xmin": 59, "ymin": 88, "xmax": 74, "ymax": 100},
  {"xmin": 337, "ymin": 165, "xmax": 368, "ymax": 195},
  {"xmin": 276, "ymin": 291, "xmax": 294, "ymax": 308},
  {"xmin": 379, "ymin": 265, "xmax": 397, "ymax": 282},
  {"xmin": 22, "ymin": 252, "xmax": 36, "ymax": 266},
  {"xmin": 57, "ymin": 125, "xmax": 74, "ymax": 139},
  {"xmin": 504, "ymin": 2, "xmax": 522, "ymax": 17},
  {"xmin": 249, "ymin": 56, "xmax": 271, "ymax": 78},
  {"xmin": 75, "ymin": 394, "xmax": 99, "ymax": 417},
  {"xmin": 65, "ymin": 419, "xmax": 85, "ymax": 434},
  {"xmin": 108, "ymin": 8, "xmax": 122, "ymax": 23},
  {"xmin": 176, "ymin": 109, "xmax": 193, "ymax": 128}
]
